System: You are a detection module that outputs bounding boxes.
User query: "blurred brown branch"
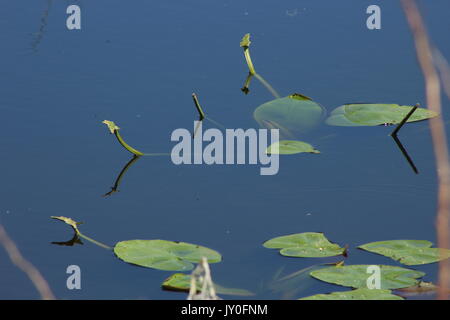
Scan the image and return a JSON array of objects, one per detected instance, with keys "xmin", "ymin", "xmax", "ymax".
[
  {"xmin": 401, "ymin": 0, "xmax": 450, "ymax": 300},
  {"xmin": 0, "ymin": 224, "xmax": 55, "ymax": 300}
]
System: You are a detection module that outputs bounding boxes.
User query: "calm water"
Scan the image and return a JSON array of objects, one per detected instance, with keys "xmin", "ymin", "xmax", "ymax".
[{"xmin": 1, "ymin": 0, "xmax": 449, "ymax": 299}]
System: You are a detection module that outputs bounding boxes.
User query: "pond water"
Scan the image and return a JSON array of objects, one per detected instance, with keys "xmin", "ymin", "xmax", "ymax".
[{"xmin": 1, "ymin": 0, "xmax": 449, "ymax": 299}]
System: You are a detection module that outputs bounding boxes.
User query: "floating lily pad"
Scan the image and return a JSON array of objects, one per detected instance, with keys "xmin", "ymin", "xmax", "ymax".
[
  {"xmin": 114, "ymin": 240, "xmax": 222, "ymax": 271},
  {"xmin": 310, "ymin": 265, "xmax": 424, "ymax": 289},
  {"xmin": 358, "ymin": 240, "xmax": 450, "ymax": 266},
  {"xmin": 266, "ymin": 140, "xmax": 320, "ymax": 155},
  {"xmin": 254, "ymin": 94, "xmax": 325, "ymax": 137},
  {"xmin": 326, "ymin": 104, "xmax": 438, "ymax": 126},
  {"xmin": 263, "ymin": 232, "xmax": 345, "ymax": 258},
  {"xmin": 300, "ymin": 288, "xmax": 403, "ymax": 300},
  {"xmin": 162, "ymin": 273, "xmax": 254, "ymax": 296}
]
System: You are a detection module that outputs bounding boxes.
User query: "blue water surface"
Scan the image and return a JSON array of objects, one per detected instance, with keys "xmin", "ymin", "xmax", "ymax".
[{"xmin": 0, "ymin": 0, "xmax": 449, "ymax": 299}]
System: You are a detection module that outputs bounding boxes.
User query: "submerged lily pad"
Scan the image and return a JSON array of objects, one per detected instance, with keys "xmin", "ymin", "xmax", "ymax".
[
  {"xmin": 300, "ymin": 288, "xmax": 403, "ymax": 300},
  {"xmin": 395, "ymin": 281, "xmax": 438, "ymax": 297},
  {"xmin": 358, "ymin": 240, "xmax": 450, "ymax": 266},
  {"xmin": 254, "ymin": 94, "xmax": 325, "ymax": 137},
  {"xmin": 114, "ymin": 240, "xmax": 222, "ymax": 271},
  {"xmin": 266, "ymin": 140, "xmax": 320, "ymax": 155},
  {"xmin": 162, "ymin": 273, "xmax": 254, "ymax": 296},
  {"xmin": 310, "ymin": 265, "xmax": 424, "ymax": 289},
  {"xmin": 326, "ymin": 104, "xmax": 438, "ymax": 126},
  {"xmin": 263, "ymin": 232, "xmax": 345, "ymax": 258}
]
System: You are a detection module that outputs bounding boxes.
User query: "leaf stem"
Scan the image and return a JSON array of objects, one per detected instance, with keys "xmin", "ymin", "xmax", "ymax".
[
  {"xmin": 77, "ymin": 232, "xmax": 112, "ymax": 250},
  {"xmin": 390, "ymin": 104, "xmax": 419, "ymax": 136},
  {"xmin": 51, "ymin": 216, "xmax": 112, "ymax": 250},
  {"xmin": 243, "ymin": 48, "xmax": 256, "ymax": 75},
  {"xmin": 391, "ymin": 134, "xmax": 419, "ymax": 174},
  {"xmin": 192, "ymin": 93, "xmax": 205, "ymax": 120},
  {"xmin": 240, "ymin": 34, "xmax": 280, "ymax": 99},
  {"xmin": 114, "ymin": 130, "xmax": 144, "ymax": 156}
]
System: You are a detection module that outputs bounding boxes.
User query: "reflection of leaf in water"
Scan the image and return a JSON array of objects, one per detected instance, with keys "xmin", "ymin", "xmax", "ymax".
[
  {"xmin": 300, "ymin": 288, "xmax": 403, "ymax": 300},
  {"xmin": 254, "ymin": 94, "xmax": 325, "ymax": 138},
  {"xmin": 162, "ymin": 273, "xmax": 254, "ymax": 297},
  {"xmin": 266, "ymin": 140, "xmax": 320, "ymax": 155},
  {"xmin": 264, "ymin": 264, "xmax": 327, "ymax": 300},
  {"xmin": 326, "ymin": 103, "xmax": 437, "ymax": 126},
  {"xmin": 310, "ymin": 265, "xmax": 425, "ymax": 289},
  {"xmin": 395, "ymin": 281, "xmax": 440, "ymax": 298}
]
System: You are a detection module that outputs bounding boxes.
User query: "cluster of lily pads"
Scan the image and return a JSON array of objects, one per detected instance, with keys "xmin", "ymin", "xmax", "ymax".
[
  {"xmin": 51, "ymin": 216, "xmax": 450, "ymax": 299},
  {"xmin": 242, "ymin": 33, "xmax": 438, "ymax": 155},
  {"xmin": 263, "ymin": 232, "xmax": 450, "ymax": 299},
  {"xmin": 50, "ymin": 34, "xmax": 446, "ymax": 300}
]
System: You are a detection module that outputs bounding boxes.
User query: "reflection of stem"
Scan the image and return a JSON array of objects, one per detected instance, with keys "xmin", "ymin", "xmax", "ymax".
[
  {"xmin": 402, "ymin": 0, "xmax": 450, "ymax": 299},
  {"xmin": 389, "ymin": 104, "xmax": 419, "ymax": 174},
  {"xmin": 391, "ymin": 135, "xmax": 419, "ymax": 174},
  {"xmin": 103, "ymin": 155, "xmax": 141, "ymax": 197},
  {"xmin": 51, "ymin": 233, "xmax": 83, "ymax": 246},
  {"xmin": 193, "ymin": 119, "xmax": 203, "ymax": 139},
  {"xmin": 241, "ymin": 73, "xmax": 253, "ymax": 94}
]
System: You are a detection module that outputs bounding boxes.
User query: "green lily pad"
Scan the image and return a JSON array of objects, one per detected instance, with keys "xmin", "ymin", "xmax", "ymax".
[
  {"xmin": 263, "ymin": 232, "xmax": 345, "ymax": 258},
  {"xmin": 114, "ymin": 240, "xmax": 222, "ymax": 271},
  {"xmin": 266, "ymin": 140, "xmax": 320, "ymax": 155},
  {"xmin": 300, "ymin": 288, "xmax": 404, "ymax": 300},
  {"xmin": 254, "ymin": 94, "xmax": 325, "ymax": 137},
  {"xmin": 310, "ymin": 265, "xmax": 425, "ymax": 289},
  {"xmin": 162, "ymin": 273, "xmax": 254, "ymax": 296},
  {"xmin": 358, "ymin": 240, "xmax": 450, "ymax": 266},
  {"xmin": 326, "ymin": 104, "xmax": 438, "ymax": 126}
]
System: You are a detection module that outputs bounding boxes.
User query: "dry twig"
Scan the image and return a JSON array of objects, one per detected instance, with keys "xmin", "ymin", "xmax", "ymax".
[
  {"xmin": 401, "ymin": 0, "xmax": 450, "ymax": 299},
  {"xmin": 0, "ymin": 224, "xmax": 55, "ymax": 300}
]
